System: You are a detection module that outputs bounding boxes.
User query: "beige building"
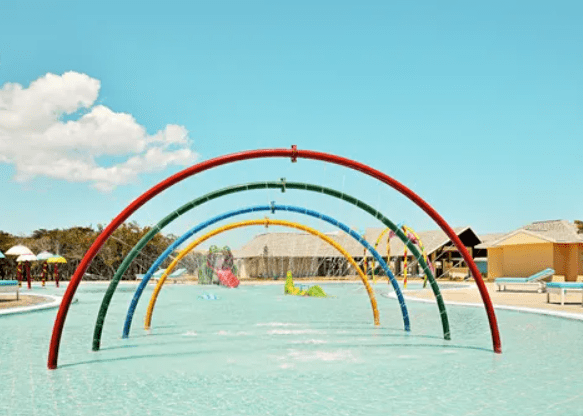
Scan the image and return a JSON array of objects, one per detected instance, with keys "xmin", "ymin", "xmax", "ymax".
[{"xmin": 480, "ymin": 220, "xmax": 583, "ymax": 281}]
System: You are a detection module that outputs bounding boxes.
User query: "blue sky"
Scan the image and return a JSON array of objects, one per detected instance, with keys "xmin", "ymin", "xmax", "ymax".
[{"xmin": 0, "ymin": 1, "xmax": 581, "ymax": 248}]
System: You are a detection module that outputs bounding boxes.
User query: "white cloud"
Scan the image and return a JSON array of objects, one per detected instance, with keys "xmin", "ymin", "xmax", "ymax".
[{"xmin": 0, "ymin": 71, "xmax": 198, "ymax": 191}]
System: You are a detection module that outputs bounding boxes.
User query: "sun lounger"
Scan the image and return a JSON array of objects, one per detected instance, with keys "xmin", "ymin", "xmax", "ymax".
[
  {"xmin": 0, "ymin": 280, "xmax": 19, "ymax": 300},
  {"xmin": 167, "ymin": 268, "xmax": 187, "ymax": 278},
  {"xmin": 494, "ymin": 268, "xmax": 555, "ymax": 293},
  {"xmin": 135, "ymin": 269, "xmax": 166, "ymax": 281},
  {"xmin": 545, "ymin": 282, "xmax": 583, "ymax": 306},
  {"xmin": 163, "ymin": 268, "xmax": 188, "ymax": 284}
]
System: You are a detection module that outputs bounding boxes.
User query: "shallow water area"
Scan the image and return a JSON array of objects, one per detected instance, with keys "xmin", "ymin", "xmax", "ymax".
[{"xmin": 1, "ymin": 282, "xmax": 582, "ymax": 415}]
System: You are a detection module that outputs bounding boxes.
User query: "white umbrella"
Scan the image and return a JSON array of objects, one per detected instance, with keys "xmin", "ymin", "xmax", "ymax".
[
  {"xmin": 36, "ymin": 251, "xmax": 55, "ymax": 261},
  {"xmin": 6, "ymin": 245, "xmax": 34, "ymax": 256},
  {"xmin": 16, "ymin": 253, "xmax": 37, "ymax": 262}
]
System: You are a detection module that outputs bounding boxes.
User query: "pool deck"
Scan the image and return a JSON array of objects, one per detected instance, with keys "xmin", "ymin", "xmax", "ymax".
[
  {"xmin": 404, "ymin": 282, "xmax": 583, "ymax": 318},
  {"xmin": 0, "ymin": 293, "xmax": 64, "ymax": 315}
]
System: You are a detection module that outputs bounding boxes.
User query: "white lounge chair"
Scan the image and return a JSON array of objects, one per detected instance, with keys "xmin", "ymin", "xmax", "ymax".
[
  {"xmin": 494, "ymin": 268, "xmax": 555, "ymax": 293},
  {"xmin": 167, "ymin": 268, "xmax": 187, "ymax": 279},
  {"xmin": 0, "ymin": 280, "xmax": 19, "ymax": 300},
  {"xmin": 135, "ymin": 269, "xmax": 166, "ymax": 282},
  {"xmin": 545, "ymin": 282, "xmax": 583, "ymax": 306}
]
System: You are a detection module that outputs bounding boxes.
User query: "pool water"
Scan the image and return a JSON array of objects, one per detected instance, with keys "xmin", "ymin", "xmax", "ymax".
[{"xmin": 1, "ymin": 282, "xmax": 582, "ymax": 415}]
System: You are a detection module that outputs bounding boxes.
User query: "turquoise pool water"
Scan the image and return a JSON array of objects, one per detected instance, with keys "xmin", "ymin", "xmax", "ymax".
[{"xmin": 1, "ymin": 282, "xmax": 582, "ymax": 415}]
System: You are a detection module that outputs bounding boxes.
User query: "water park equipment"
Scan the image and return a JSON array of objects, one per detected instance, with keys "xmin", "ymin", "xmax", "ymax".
[
  {"xmin": 144, "ymin": 218, "xmax": 380, "ymax": 331},
  {"xmin": 47, "ymin": 256, "xmax": 67, "ymax": 288},
  {"xmin": 198, "ymin": 293, "xmax": 219, "ymax": 300},
  {"xmin": 284, "ymin": 271, "xmax": 327, "ymax": 297},
  {"xmin": 36, "ymin": 251, "xmax": 55, "ymax": 287},
  {"xmin": 118, "ymin": 204, "xmax": 410, "ymax": 343},
  {"xmin": 97, "ymin": 184, "xmax": 439, "ymax": 350},
  {"xmin": 198, "ymin": 245, "xmax": 239, "ymax": 287},
  {"xmin": 401, "ymin": 225, "xmax": 433, "ymax": 289},
  {"xmin": 5, "ymin": 245, "xmax": 34, "ymax": 288},
  {"xmin": 16, "ymin": 254, "xmax": 36, "ymax": 289},
  {"xmin": 48, "ymin": 146, "xmax": 500, "ymax": 370},
  {"xmin": 364, "ymin": 224, "xmax": 434, "ymax": 289}
]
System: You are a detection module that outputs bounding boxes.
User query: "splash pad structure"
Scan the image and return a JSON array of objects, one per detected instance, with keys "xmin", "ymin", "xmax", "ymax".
[
  {"xmin": 198, "ymin": 245, "xmax": 239, "ymax": 287},
  {"xmin": 365, "ymin": 224, "xmax": 434, "ymax": 289},
  {"xmin": 117, "ymin": 203, "xmax": 412, "ymax": 343},
  {"xmin": 284, "ymin": 271, "xmax": 327, "ymax": 297},
  {"xmin": 48, "ymin": 146, "xmax": 501, "ymax": 370},
  {"xmin": 96, "ymin": 181, "xmax": 447, "ymax": 350},
  {"xmin": 143, "ymin": 218, "xmax": 382, "ymax": 331}
]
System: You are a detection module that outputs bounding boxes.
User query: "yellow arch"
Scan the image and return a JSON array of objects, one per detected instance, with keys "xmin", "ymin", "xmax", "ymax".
[
  {"xmin": 364, "ymin": 227, "xmax": 392, "ymax": 284},
  {"xmin": 366, "ymin": 225, "xmax": 432, "ymax": 289},
  {"xmin": 145, "ymin": 218, "xmax": 380, "ymax": 329},
  {"xmin": 402, "ymin": 225, "xmax": 430, "ymax": 289}
]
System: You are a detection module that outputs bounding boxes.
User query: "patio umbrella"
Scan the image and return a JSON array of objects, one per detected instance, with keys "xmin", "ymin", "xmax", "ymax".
[
  {"xmin": 37, "ymin": 251, "xmax": 55, "ymax": 286},
  {"xmin": 16, "ymin": 254, "xmax": 37, "ymax": 262},
  {"xmin": 16, "ymin": 253, "xmax": 36, "ymax": 289},
  {"xmin": 47, "ymin": 256, "xmax": 67, "ymax": 288},
  {"xmin": 36, "ymin": 251, "xmax": 54, "ymax": 261},
  {"xmin": 5, "ymin": 245, "xmax": 34, "ymax": 256},
  {"xmin": 5, "ymin": 245, "xmax": 31, "ymax": 285}
]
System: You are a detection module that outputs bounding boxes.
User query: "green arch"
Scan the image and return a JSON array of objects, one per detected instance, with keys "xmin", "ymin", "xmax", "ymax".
[{"xmin": 92, "ymin": 180, "xmax": 450, "ymax": 351}]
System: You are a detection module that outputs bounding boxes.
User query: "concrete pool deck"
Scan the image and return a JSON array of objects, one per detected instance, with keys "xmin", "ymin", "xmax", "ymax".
[
  {"xmin": 402, "ymin": 282, "xmax": 583, "ymax": 318},
  {"xmin": 0, "ymin": 293, "xmax": 64, "ymax": 315}
]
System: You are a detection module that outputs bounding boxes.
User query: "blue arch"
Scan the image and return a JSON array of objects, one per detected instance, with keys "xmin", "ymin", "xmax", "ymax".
[{"xmin": 123, "ymin": 204, "xmax": 410, "ymax": 338}]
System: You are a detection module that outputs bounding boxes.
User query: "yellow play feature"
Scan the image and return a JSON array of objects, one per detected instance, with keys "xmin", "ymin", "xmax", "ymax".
[{"xmin": 144, "ymin": 218, "xmax": 380, "ymax": 330}]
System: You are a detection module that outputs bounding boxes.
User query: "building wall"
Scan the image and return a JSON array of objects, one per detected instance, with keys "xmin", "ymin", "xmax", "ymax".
[
  {"xmin": 553, "ymin": 244, "xmax": 569, "ymax": 277},
  {"xmin": 238, "ymin": 257, "xmax": 339, "ymax": 278},
  {"xmin": 554, "ymin": 244, "xmax": 580, "ymax": 281},
  {"xmin": 487, "ymin": 247, "xmax": 504, "ymax": 279},
  {"xmin": 488, "ymin": 243, "xmax": 553, "ymax": 278},
  {"xmin": 567, "ymin": 244, "xmax": 579, "ymax": 281}
]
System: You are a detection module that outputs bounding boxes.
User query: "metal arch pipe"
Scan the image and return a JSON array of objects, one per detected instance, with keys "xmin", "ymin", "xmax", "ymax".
[
  {"xmin": 120, "ymin": 204, "xmax": 411, "ymax": 341},
  {"xmin": 92, "ymin": 181, "xmax": 448, "ymax": 352},
  {"xmin": 49, "ymin": 146, "xmax": 500, "ymax": 370},
  {"xmin": 144, "ymin": 218, "xmax": 380, "ymax": 330}
]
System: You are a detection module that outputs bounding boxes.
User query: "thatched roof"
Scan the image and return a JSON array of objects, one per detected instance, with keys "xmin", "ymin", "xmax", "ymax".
[
  {"xmin": 235, "ymin": 226, "xmax": 483, "ymax": 259},
  {"xmin": 235, "ymin": 231, "xmax": 363, "ymax": 259},
  {"xmin": 363, "ymin": 226, "xmax": 481, "ymax": 257},
  {"xmin": 474, "ymin": 233, "xmax": 507, "ymax": 249},
  {"xmin": 479, "ymin": 220, "xmax": 583, "ymax": 248}
]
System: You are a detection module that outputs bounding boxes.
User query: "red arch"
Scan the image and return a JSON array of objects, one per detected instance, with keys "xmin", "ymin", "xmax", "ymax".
[{"xmin": 47, "ymin": 146, "xmax": 501, "ymax": 369}]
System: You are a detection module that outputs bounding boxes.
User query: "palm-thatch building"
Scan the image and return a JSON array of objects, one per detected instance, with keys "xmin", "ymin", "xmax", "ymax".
[
  {"xmin": 233, "ymin": 232, "xmax": 362, "ymax": 279},
  {"xmin": 363, "ymin": 226, "xmax": 484, "ymax": 279},
  {"xmin": 234, "ymin": 226, "xmax": 486, "ymax": 279}
]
